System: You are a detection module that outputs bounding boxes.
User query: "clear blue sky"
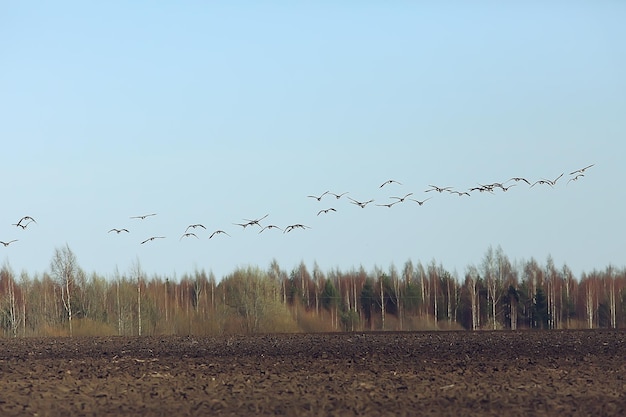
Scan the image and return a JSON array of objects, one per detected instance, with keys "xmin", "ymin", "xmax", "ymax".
[{"xmin": 1, "ymin": 2, "xmax": 624, "ymax": 281}]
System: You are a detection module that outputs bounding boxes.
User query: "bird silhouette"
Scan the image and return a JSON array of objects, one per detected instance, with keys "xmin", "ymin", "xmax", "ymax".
[
  {"xmin": 448, "ymin": 190, "xmax": 470, "ymax": 197},
  {"xmin": 108, "ymin": 228, "xmax": 129, "ymax": 234},
  {"xmin": 567, "ymin": 174, "xmax": 585, "ymax": 185},
  {"xmin": 530, "ymin": 179, "xmax": 553, "ymax": 188},
  {"xmin": 380, "ymin": 179, "xmax": 402, "ymax": 188},
  {"xmin": 16, "ymin": 216, "xmax": 36, "ymax": 226},
  {"xmin": 284, "ymin": 224, "xmax": 311, "ymax": 233},
  {"xmin": 209, "ymin": 230, "xmax": 231, "ymax": 239},
  {"xmin": 259, "ymin": 225, "xmax": 283, "ymax": 233},
  {"xmin": 551, "ymin": 173, "xmax": 564, "ymax": 185},
  {"xmin": 0, "ymin": 240, "xmax": 18, "ymax": 247},
  {"xmin": 569, "ymin": 164, "xmax": 594, "ymax": 175},
  {"xmin": 131, "ymin": 213, "xmax": 157, "ymax": 220},
  {"xmin": 141, "ymin": 236, "xmax": 165, "ymax": 244},
  {"xmin": 390, "ymin": 193, "xmax": 414, "ymax": 202},
  {"xmin": 426, "ymin": 185, "xmax": 453, "ymax": 193},
  {"xmin": 180, "ymin": 233, "xmax": 199, "ymax": 240},
  {"xmin": 328, "ymin": 192, "xmax": 349, "ymax": 199},
  {"xmin": 376, "ymin": 201, "xmax": 400, "ymax": 208},
  {"xmin": 307, "ymin": 191, "xmax": 329, "ymax": 201},
  {"xmin": 347, "ymin": 197, "xmax": 374, "ymax": 208},
  {"xmin": 185, "ymin": 224, "xmax": 206, "ymax": 232},
  {"xmin": 507, "ymin": 177, "xmax": 531, "ymax": 186},
  {"xmin": 409, "ymin": 197, "xmax": 432, "ymax": 206},
  {"xmin": 317, "ymin": 208, "xmax": 337, "ymax": 216},
  {"xmin": 241, "ymin": 214, "xmax": 269, "ymax": 228}
]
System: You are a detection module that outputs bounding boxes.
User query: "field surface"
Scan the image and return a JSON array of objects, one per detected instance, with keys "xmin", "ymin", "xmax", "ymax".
[{"xmin": 0, "ymin": 330, "xmax": 624, "ymax": 416}]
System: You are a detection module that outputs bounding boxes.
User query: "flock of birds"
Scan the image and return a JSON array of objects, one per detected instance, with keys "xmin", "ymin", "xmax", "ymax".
[{"xmin": 2, "ymin": 164, "xmax": 594, "ymax": 248}]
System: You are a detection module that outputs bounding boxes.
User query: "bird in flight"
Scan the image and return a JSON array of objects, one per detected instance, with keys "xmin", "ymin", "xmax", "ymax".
[
  {"xmin": 550, "ymin": 173, "xmax": 564, "ymax": 185},
  {"xmin": 348, "ymin": 197, "xmax": 374, "ymax": 208},
  {"xmin": 241, "ymin": 214, "xmax": 269, "ymax": 228},
  {"xmin": 532, "ymin": 173, "xmax": 564, "ymax": 188},
  {"xmin": 307, "ymin": 191, "xmax": 329, "ymax": 201},
  {"xmin": 569, "ymin": 164, "xmax": 594, "ymax": 175},
  {"xmin": 317, "ymin": 208, "xmax": 337, "ymax": 216},
  {"xmin": 141, "ymin": 236, "xmax": 165, "ymax": 244},
  {"xmin": 180, "ymin": 233, "xmax": 198, "ymax": 240},
  {"xmin": 284, "ymin": 224, "xmax": 311, "ymax": 233},
  {"xmin": 409, "ymin": 197, "xmax": 432, "ymax": 206},
  {"xmin": 448, "ymin": 190, "xmax": 470, "ymax": 197},
  {"xmin": 16, "ymin": 216, "xmax": 36, "ymax": 226},
  {"xmin": 376, "ymin": 201, "xmax": 400, "ymax": 208},
  {"xmin": 426, "ymin": 185, "xmax": 453, "ymax": 193},
  {"xmin": 185, "ymin": 224, "xmax": 206, "ymax": 232},
  {"xmin": 131, "ymin": 213, "xmax": 157, "ymax": 220},
  {"xmin": 108, "ymin": 228, "xmax": 129, "ymax": 234},
  {"xmin": 567, "ymin": 174, "xmax": 585, "ymax": 185},
  {"xmin": 328, "ymin": 192, "xmax": 349, "ymax": 199},
  {"xmin": 507, "ymin": 177, "xmax": 531, "ymax": 186},
  {"xmin": 390, "ymin": 193, "xmax": 414, "ymax": 202},
  {"xmin": 530, "ymin": 179, "xmax": 553, "ymax": 188},
  {"xmin": 0, "ymin": 240, "xmax": 18, "ymax": 247},
  {"xmin": 259, "ymin": 225, "xmax": 283, "ymax": 233},
  {"xmin": 209, "ymin": 230, "xmax": 231, "ymax": 239},
  {"xmin": 500, "ymin": 184, "xmax": 517, "ymax": 192},
  {"xmin": 380, "ymin": 179, "xmax": 402, "ymax": 188}
]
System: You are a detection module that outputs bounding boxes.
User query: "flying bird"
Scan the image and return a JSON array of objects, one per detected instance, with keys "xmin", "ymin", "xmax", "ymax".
[
  {"xmin": 567, "ymin": 174, "xmax": 585, "ymax": 185},
  {"xmin": 328, "ymin": 192, "xmax": 349, "ymax": 199},
  {"xmin": 185, "ymin": 224, "xmax": 206, "ymax": 232},
  {"xmin": 448, "ymin": 190, "xmax": 470, "ymax": 197},
  {"xmin": 307, "ymin": 191, "xmax": 329, "ymax": 201},
  {"xmin": 569, "ymin": 164, "xmax": 594, "ymax": 175},
  {"xmin": 180, "ymin": 233, "xmax": 199, "ymax": 240},
  {"xmin": 209, "ymin": 230, "xmax": 230, "ymax": 239},
  {"xmin": 242, "ymin": 214, "xmax": 269, "ymax": 228},
  {"xmin": 530, "ymin": 179, "xmax": 553, "ymax": 188},
  {"xmin": 380, "ymin": 179, "xmax": 402, "ymax": 188},
  {"xmin": 390, "ymin": 193, "xmax": 414, "ymax": 202},
  {"xmin": 550, "ymin": 173, "xmax": 564, "ymax": 185},
  {"xmin": 108, "ymin": 228, "xmax": 129, "ymax": 234},
  {"xmin": 131, "ymin": 213, "xmax": 157, "ymax": 220},
  {"xmin": 0, "ymin": 240, "xmax": 18, "ymax": 247},
  {"xmin": 409, "ymin": 197, "xmax": 432, "ymax": 206},
  {"xmin": 347, "ymin": 197, "xmax": 374, "ymax": 208},
  {"xmin": 426, "ymin": 185, "xmax": 453, "ymax": 193},
  {"xmin": 284, "ymin": 224, "xmax": 311, "ymax": 233},
  {"xmin": 507, "ymin": 177, "xmax": 531, "ymax": 186},
  {"xmin": 376, "ymin": 201, "xmax": 400, "ymax": 208},
  {"xmin": 16, "ymin": 216, "xmax": 36, "ymax": 226},
  {"xmin": 317, "ymin": 208, "xmax": 337, "ymax": 216},
  {"xmin": 259, "ymin": 225, "xmax": 283, "ymax": 233},
  {"xmin": 140, "ymin": 236, "xmax": 165, "ymax": 244}
]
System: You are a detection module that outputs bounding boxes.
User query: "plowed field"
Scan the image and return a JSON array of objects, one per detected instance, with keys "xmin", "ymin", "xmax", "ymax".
[{"xmin": 0, "ymin": 330, "xmax": 624, "ymax": 416}]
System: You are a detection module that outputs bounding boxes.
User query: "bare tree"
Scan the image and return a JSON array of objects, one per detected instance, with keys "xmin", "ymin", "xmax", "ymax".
[
  {"xmin": 1, "ymin": 264, "xmax": 21, "ymax": 337},
  {"xmin": 50, "ymin": 244, "xmax": 78, "ymax": 336},
  {"xmin": 129, "ymin": 259, "xmax": 144, "ymax": 336},
  {"xmin": 465, "ymin": 266, "xmax": 480, "ymax": 330}
]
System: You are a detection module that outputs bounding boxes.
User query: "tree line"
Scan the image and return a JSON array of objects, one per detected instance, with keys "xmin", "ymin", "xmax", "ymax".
[{"xmin": 0, "ymin": 244, "xmax": 624, "ymax": 337}]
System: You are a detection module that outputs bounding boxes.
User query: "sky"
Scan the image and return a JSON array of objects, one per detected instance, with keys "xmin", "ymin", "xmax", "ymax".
[{"xmin": 1, "ymin": 2, "xmax": 625, "ymax": 282}]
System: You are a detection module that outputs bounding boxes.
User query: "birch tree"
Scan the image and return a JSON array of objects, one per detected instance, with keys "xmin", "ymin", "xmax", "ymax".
[
  {"xmin": 465, "ymin": 266, "xmax": 480, "ymax": 330},
  {"xmin": 50, "ymin": 244, "xmax": 78, "ymax": 336}
]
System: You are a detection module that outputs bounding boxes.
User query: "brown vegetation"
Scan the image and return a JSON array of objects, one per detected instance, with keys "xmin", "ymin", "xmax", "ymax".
[{"xmin": 0, "ymin": 245, "xmax": 625, "ymax": 337}]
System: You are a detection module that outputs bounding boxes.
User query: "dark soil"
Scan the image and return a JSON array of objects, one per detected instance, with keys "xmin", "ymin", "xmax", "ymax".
[{"xmin": 0, "ymin": 330, "xmax": 624, "ymax": 416}]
